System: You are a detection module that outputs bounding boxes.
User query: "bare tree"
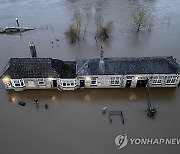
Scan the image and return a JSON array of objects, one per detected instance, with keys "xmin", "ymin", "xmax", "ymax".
[
  {"xmin": 73, "ymin": 11, "xmax": 83, "ymax": 41},
  {"xmin": 64, "ymin": 11, "xmax": 84, "ymax": 43},
  {"xmin": 82, "ymin": 12, "xmax": 91, "ymax": 40},
  {"xmin": 95, "ymin": 14, "xmax": 104, "ymax": 38},
  {"xmin": 94, "ymin": 14, "xmax": 114, "ymax": 39},
  {"xmin": 64, "ymin": 24, "xmax": 78, "ymax": 43},
  {"xmin": 99, "ymin": 20, "xmax": 114, "ymax": 39},
  {"xmin": 132, "ymin": 7, "xmax": 153, "ymax": 31}
]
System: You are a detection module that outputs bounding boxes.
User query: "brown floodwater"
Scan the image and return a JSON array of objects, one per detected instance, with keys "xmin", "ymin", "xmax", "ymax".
[{"xmin": 0, "ymin": 0, "xmax": 180, "ymax": 153}]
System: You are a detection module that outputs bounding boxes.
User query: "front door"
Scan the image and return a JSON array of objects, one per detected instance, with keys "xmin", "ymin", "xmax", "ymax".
[
  {"xmin": 136, "ymin": 80, "xmax": 147, "ymax": 87},
  {"xmin": 53, "ymin": 80, "xmax": 57, "ymax": 87},
  {"xmin": 80, "ymin": 80, "xmax": 85, "ymax": 87},
  {"xmin": 126, "ymin": 80, "xmax": 132, "ymax": 88}
]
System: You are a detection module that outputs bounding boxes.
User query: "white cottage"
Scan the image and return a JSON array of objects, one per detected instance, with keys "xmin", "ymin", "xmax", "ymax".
[
  {"xmin": 1, "ymin": 56, "xmax": 180, "ymax": 91},
  {"xmin": 76, "ymin": 56, "xmax": 180, "ymax": 88},
  {"xmin": 1, "ymin": 58, "xmax": 78, "ymax": 91}
]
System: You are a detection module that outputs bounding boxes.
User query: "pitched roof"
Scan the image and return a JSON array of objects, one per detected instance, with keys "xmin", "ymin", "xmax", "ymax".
[
  {"xmin": 61, "ymin": 61, "xmax": 76, "ymax": 79},
  {"xmin": 76, "ymin": 56, "xmax": 180, "ymax": 75},
  {"xmin": 1, "ymin": 58, "xmax": 63, "ymax": 78}
]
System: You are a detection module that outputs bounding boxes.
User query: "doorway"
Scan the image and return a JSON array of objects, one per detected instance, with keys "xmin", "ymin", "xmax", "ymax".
[
  {"xmin": 52, "ymin": 80, "xmax": 57, "ymax": 87},
  {"xmin": 80, "ymin": 80, "xmax": 85, "ymax": 87},
  {"xmin": 126, "ymin": 80, "xmax": 132, "ymax": 88},
  {"xmin": 136, "ymin": 80, "xmax": 147, "ymax": 87}
]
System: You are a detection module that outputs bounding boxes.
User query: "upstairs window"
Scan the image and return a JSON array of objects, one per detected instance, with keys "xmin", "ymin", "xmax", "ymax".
[
  {"xmin": 12, "ymin": 79, "xmax": 25, "ymax": 87},
  {"xmin": 110, "ymin": 77, "xmax": 120, "ymax": 85},
  {"xmin": 91, "ymin": 77, "xmax": 97, "ymax": 86},
  {"xmin": 37, "ymin": 78, "xmax": 45, "ymax": 86}
]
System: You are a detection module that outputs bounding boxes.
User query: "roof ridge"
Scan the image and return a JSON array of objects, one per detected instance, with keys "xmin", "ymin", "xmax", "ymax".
[
  {"xmin": 76, "ymin": 59, "xmax": 90, "ymax": 75},
  {"xmin": 0, "ymin": 60, "xmax": 10, "ymax": 78},
  {"xmin": 165, "ymin": 56, "xmax": 180, "ymax": 72}
]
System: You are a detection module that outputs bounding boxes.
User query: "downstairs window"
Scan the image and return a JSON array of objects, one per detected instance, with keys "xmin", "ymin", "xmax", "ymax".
[
  {"xmin": 165, "ymin": 76, "xmax": 178, "ymax": 84},
  {"xmin": 37, "ymin": 78, "xmax": 45, "ymax": 86},
  {"xmin": 12, "ymin": 79, "xmax": 25, "ymax": 87}
]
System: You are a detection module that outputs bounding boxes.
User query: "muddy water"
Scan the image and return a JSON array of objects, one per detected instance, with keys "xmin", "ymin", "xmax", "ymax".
[{"xmin": 0, "ymin": 0, "xmax": 180, "ymax": 154}]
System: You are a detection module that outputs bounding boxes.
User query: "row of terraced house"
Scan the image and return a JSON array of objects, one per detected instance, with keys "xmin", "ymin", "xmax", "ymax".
[{"xmin": 1, "ymin": 55, "xmax": 180, "ymax": 91}]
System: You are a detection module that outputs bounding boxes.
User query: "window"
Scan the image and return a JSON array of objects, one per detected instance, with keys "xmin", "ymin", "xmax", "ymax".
[
  {"xmin": 91, "ymin": 77, "xmax": 97, "ymax": 86},
  {"xmin": 60, "ymin": 80, "xmax": 76, "ymax": 87},
  {"xmin": 12, "ymin": 79, "xmax": 25, "ymax": 87},
  {"xmin": 37, "ymin": 78, "xmax": 45, "ymax": 86},
  {"xmin": 152, "ymin": 76, "xmax": 163, "ymax": 85},
  {"xmin": 165, "ymin": 76, "xmax": 178, "ymax": 84},
  {"xmin": 138, "ymin": 77, "xmax": 147, "ymax": 80},
  {"xmin": 126, "ymin": 76, "xmax": 133, "ymax": 79},
  {"xmin": 110, "ymin": 77, "xmax": 120, "ymax": 86}
]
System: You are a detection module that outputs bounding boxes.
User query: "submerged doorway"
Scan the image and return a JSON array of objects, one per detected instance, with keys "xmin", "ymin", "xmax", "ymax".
[
  {"xmin": 136, "ymin": 80, "xmax": 147, "ymax": 87},
  {"xmin": 126, "ymin": 80, "xmax": 132, "ymax": 88},
  {"xmin": 80, "ymin": 80, "xmax": 85, "ymax": 87},
  {"xmin": 52, "ymin": 80, "xmax": 57, "ymax": 87}
]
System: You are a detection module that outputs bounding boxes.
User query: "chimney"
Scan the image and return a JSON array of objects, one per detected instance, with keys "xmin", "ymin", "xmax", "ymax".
[
  {"xmin": 99, "ymin": 46, "xmax": 105, "ymax": 74},
  {"xmin": 29, "ymin": 41, "xmax": 37, "ymax": 58}
]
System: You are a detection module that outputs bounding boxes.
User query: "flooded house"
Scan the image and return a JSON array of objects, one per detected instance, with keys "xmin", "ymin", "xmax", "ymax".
[
  {"xmin": 1, "ymin": 56, "xmax": 180, "ymax": 91},
  {"xmin": 1, "ymin": 58, "xmax": 77, "ymax": 91},
  {"xmin": 77, "ymin": 56, "xmax": 180, "ymax": 89}
]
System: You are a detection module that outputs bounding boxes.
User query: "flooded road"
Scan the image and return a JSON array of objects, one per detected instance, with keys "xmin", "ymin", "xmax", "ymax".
[{"xmin": 0, "ymin": 0, "xmax": 180, "ymax": 153}]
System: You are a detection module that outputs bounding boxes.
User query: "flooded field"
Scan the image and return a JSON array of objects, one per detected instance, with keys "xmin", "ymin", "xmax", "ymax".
[{"xmin": 0, "ymin": 0, "xmax": 180, "ymax": 153}]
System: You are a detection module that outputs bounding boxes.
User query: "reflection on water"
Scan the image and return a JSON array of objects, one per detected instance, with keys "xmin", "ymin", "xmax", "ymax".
[
  {"xmin": 0, "ymin": 0, "xmax": 180, "ymax": 153},
  {"xmin": 6, "ymin": 88, "xmax": 177, "ymax": 104}
]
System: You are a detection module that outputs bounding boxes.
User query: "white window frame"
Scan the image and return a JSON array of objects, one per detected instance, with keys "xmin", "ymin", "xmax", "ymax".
[
  {"xmin": 60, "ymin": 79, "xmax": 77, "ymax": 87},
  {"xmin": 165, "ymin": 76, "xmax": 178, "ymax": 84},
  {"xmin": 152, "ymin": 76, "xmax": 163, "ymax": 85},
  {"xmin": 91, "ymin": 77, "xmax": 97, "ymax": 86},
  {"xmin": 110, "ymin": 77, "xmax": 121, "ymax": 86},
  {"xmin": 37, "ymin": 78, "xmax": 45, "ymax": 86},
  {"xmin": 11, "ymin": 79, "xmax": 25, "ymax": 87}
]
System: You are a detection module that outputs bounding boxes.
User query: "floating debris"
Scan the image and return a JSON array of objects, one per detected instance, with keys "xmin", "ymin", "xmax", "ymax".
[
  {"xmin": 34, "ymin": 99, "xmax": 39, "ymax": 109},
  {"xmin": 45, "ymin": 104, "xmax": 48, "ymax": 109},
  {"xmin": 18, "ymin": 101, "xmax": 26, "ymax": 106},
  {"xmin": 102, "ymin": 107, "xmax": 107, "ymax": 114},
  {"xmin": 146, "ymin": 108, "xmax": 157, "ymax": 116},
  {"xmin": 34, "ymin": 99, "xmax": 38, "ymax": 103},
  {"xmin": 0, "ymin": 27, "xmax": 34, "ymax": 33}
]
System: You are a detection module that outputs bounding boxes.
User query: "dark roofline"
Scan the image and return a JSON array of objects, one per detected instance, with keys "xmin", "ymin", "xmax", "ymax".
[
  {"xmin": 0, "ymin": 60, "xmax": 10, "ymax": 79},
  {"xmin": 76, "ymin": 56, "xmax": 180, "ymax": 75},
  {"xmin": 1, "ymin": 58, "xmax": 63, "ymax": 78}
]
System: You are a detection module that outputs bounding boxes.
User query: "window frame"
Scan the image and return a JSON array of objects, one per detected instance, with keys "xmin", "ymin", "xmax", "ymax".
[
  {"xmin": 151, "ymin": 76, "xmax": 163, "ymax": 85},
  {"xmin": 165, "ymin": 76, "xmax": 178, "ymax": 85},
  {"xmin": 11, "ymin": 79, "xmax": 25, "ymax": 87},
  {"xmin": 37, "ymin": 78, "xmax": 45, "ymax": 86},
  {"xmin": 60, "ymin": 80, "xmax": 76, "ymax": 87},
  {"xmin": 110, "ymin": 77, "xmax": 121, "ymax": 86},
  {"xmin": 90, "ymin": 77, "xmax": 97, "ymax": 86}
]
